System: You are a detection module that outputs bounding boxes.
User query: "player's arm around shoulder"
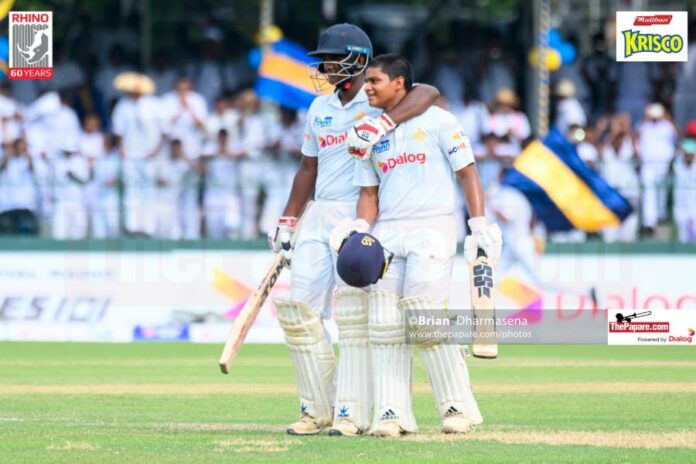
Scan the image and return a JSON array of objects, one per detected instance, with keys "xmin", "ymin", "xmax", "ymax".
[{"xmin": 347, "ymin": 84, "xmax": 440, "ymax": 160}]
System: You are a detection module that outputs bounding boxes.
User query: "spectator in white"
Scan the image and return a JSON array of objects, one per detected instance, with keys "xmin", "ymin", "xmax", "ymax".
[
  {"xmin": 235, "ymin": 89, "xmax": 273, "ymax": 239},
  {"xmin": 111, "ymin": 72, "xmax": 163, "ymax": 236},
  {"xmin": 23, "ymin": 91, "xmax": 82, "ymax": 160},
  {"xmin": 161, "ymin": 76, "xmax": 208, "ymax": 159},
  {"xmin": 0, "ymin": 139, "xmax": 40, "ymax": 235},
  {"xmin": 202, "ymin": 129, "xmax": 241, "ymax": 239},
  {"xmin": 0, "ymin": 83, "xmax": 23, "ymax": 144},
  {"xmin": 204, "ymin": 94, "xmax": 240, "ymax": 143},
  {"xmin": 636, "ymin": 103, "xmax": 678, "ymax": 236},
  {"xmin": 147, "ymin": 51, "xmax": 178, "ymax": 96},
  {"xmin": 673, "ymin": 122, "xmax": 696, "ymax": 243},
  {"xmin": 432, "ymin": 50, "xmax": 464, "ymax": 105},
  {"xmin": 567, "ymin": 124, "xmax": 598, "ymax": 171},
  {"xmin": 260, "ymin": 107, "xmax": 303, "ymax": 235},
  {"xmin": 554, "ymin": 79, "xmax": 587, "ymax": 136},
  {"xmin": 477, "ymin": 37, "xmax": 516, "ymax": 106},
  {"xmin": 599, "ymin": 114, "xmax": 640, "ymax": 242},
  {"xmin": 488, "ymin": 88, "xmax": 531, "ymax": 152},
  {"xmin": 672, "ymin": 22, "xmax": 696, "ymax": 129},
  {"xmin": 612, "ymin": 62, "xmax": 659, "ymax": 130},
  {"xmin": 79, "ymin": 113, "xmax": 105, "ymax": 160},
  {"xmin": 95, "ymin": 45, "xmax": 133, "ymax": 111},
  {"xmin": 152, "ymin": 139, "xmax": 196, "ymax": 240},
  {"xmin": 91, "ymin": 135, "xmax": 121, "ymax": 238},
  {"xmin": 52, "ymin": 142, "xmax": 90, "ymax": 240},
  {"xmin": 450, "ymin": 86, "xmax": 490, "ymax": 153},
  {"xmin": 187, "ymin": 28, "xmax": 229, "ymax": 108},
  {"xmin": 161, "ymin": 76, "xmax": 207, "ymax": 239}
]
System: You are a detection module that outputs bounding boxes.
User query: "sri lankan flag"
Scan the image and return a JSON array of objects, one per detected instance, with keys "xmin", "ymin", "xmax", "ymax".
[
  {"xmin": 502, "ymin": 129, "xmax": 632, "ymax": 232},
  {"xmin": 255, "ymin": 38, "xmax": 330, "ymax": 110}
]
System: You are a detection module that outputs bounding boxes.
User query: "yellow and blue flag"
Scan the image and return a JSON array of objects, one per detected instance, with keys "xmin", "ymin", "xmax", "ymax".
[
  {"xmin": 502, "ymin": 129, "xmax": 633, "ymax": 232},
  {"xmin": 254, "ymin": 38, "xmax": 329, "ymax": 110}
]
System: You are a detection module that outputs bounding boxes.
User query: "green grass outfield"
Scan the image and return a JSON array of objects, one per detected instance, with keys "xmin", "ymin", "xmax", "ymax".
[{"xmin": 0, "ymin": 343, "xmax": 695, "ymax": 463}]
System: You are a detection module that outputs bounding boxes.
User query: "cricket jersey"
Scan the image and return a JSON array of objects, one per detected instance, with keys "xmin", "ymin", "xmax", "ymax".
[
  {"xmin": 354, "ymin": 105, "xmax": 475, "ymax": 220},
  {"xmin": 301, "ymin": 86, "xmax": 381, "ymax": 202}
]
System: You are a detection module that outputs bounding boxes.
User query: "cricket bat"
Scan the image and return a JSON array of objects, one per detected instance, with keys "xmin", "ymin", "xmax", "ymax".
[
  {"xmin": 218, "ymin": 202, "xmax": 313, "ymax": 374},
  {"xmin": 469, "ymin": 248, "xmax": 497, "ymax": 359},
  {"xmin": 218, "ymin": 253, "xmax": 286, "ymax": 374}
]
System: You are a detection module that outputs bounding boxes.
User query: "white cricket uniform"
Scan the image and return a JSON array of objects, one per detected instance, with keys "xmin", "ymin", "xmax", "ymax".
[
  {"xmin": 637, "ymin": 119, "xmax": 677, "ymax": 228},
  {"xmin": 600, "ymin": 139, "xmax": 639, "ymax": 242},
  {"xmin": 259, "ymin": 118, "xmax": 303, "ymax": 235},
  {"xmin": 112, "ymin": 95, "xmax": 164, "ymax": 235},
  {"xmin": 91, "ymin": 151, "xmax": 121, "ymax": 238},
  {"xmin": 355, "ymin": 106, "xmax": 475, "ymax": 302},
  {"xmin": 673, "ymin": 156, "xmax": 696, "ymax": 243},
  {"xmin": 294, "ymin": 87, "xmax": 380, "ymax": 318},
  {"xmin": 52, "ymin": 154, "xmax": 90, "ymax": 240},
  {"xmin": 202, "ymin": 140, "xmax": 241, "ymax": 239}
]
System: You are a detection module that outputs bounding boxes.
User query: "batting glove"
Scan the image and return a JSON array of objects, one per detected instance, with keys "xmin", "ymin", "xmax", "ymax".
[
  {"xmin": 347, "ymin": 113, "xmax": 396, "ymax": 160},
  {"xmin": 329, "ymin": 218, "xmax": 370, "ymax": 254},
  {"xmin": 268, "ymin": 216, "xmax": 297, "ymax": 263},
  {"xmin": 464, "ymin": 216, "xmax": 503, "ymax": 265}
]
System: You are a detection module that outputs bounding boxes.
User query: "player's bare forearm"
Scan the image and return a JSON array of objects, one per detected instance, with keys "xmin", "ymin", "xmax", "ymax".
[
  {"xmin": 356, "ymin": 186, "xmax": 379, "ymax": 225},
  {"xmin": 282, "ymin": 156, "xmax": 317, "ymax": 217},
  {"xmin": 456, "ymin": 163, "xmax": 485, "ymax": 217},
  {"xmin": 386, "ymin": 84, "xmax": 439, "ymax": 124}
]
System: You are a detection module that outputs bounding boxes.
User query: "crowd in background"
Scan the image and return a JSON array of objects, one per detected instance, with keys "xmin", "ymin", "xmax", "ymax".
[{"xmin": 0, "ymin": 22, "xmax": 695, "ymax": 243}]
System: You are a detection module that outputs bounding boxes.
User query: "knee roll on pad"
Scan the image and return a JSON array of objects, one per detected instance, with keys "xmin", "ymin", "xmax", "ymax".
[
  {"xmin": 334, "ymin": 287, "xmax": 369, "ymax": 342},
  {"xmin": 274, "ymin": 297, "xmax": 335, "ymax": 425},
  {"xmin": 368, "ymin": 290, "xmax": 405, "ymax": 345},
  {"xmin": 397, "ymin": 295, "xmax": 447, "ymax": 347}
]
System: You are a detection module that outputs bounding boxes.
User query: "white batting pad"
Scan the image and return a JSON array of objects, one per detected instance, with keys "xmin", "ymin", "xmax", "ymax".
[
  {"xmin": 368, "ymin": 290, "xmax": 417, "ymax": 433},
  {"xmin": 398, "ymin": 296, "xmax": 483, "ymax": 425},
  {"xmin": 333, "ymin": 287, "xmax": 372, "ymax": 431},
  {"xmin": 419, "ymin": 343, "xmax": 483, "ymax": 425},
  {"xmin": 275, "ymin": 297, "xmax": 336, "ymax": 426}
]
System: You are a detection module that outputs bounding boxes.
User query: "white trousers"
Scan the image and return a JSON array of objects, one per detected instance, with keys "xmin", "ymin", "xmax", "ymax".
[
  {"xmin": 290, "ymin": 201, "xmax": 354, "ymax": 320},
  {"xmin": 371, "ymin": 215, "xmax": 457, "ymax": 304},
  {"xmin": 640, "ymin": 163, "xmax": 669, "ymax": 228}
]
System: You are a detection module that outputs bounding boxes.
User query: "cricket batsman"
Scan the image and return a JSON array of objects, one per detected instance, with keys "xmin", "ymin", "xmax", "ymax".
[
  {"xmin": 333, "ymin": 54, "xmax": 502, "ymax": 436},
  {"xmin": 267, "ymin": 24, "xmax": 440, "ymax": 436}
]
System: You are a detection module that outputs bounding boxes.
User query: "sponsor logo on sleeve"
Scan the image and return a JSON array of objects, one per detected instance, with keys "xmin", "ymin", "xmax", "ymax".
[
  {"xmin": 616, "ymin": 11, "xmax": 688, "ymax": 62},
  {"xmin": 371, "ymin": 139, "xmax": 390, "ymax": 155}
]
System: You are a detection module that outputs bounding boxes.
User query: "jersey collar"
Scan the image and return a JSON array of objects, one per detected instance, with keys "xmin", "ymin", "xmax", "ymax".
[{"xmin": 327, "ymin": 84, "xmax": 368, "ymax": 110}]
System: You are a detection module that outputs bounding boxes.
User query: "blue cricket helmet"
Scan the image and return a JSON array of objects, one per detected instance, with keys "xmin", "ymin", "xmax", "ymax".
[
  {"xmin": 308, "ymin": 23, "xmax": 373, "ymax": 58},
  {"xmin": 336, "ymin": 232, "xmax": 391, "ymax": 288}
]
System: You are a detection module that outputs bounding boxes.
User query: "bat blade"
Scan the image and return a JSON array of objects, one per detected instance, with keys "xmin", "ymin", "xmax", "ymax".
[
  {"xmin": 469, "ymin": 248, "xmax": 497, "ymax": 359},
  {"xmin": 219, "ymin": 254, "xmax": 286, "ymax": 374}
]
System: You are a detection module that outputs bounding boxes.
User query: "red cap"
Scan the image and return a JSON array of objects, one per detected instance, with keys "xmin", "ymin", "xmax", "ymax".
[{"xmin": 684, "ymin": 120, "xmax": 696, "ymax": 137}]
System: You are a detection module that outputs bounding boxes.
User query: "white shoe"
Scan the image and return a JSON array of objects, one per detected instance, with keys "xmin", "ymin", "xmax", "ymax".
[
  {"xmin": 370, "ymin": 420, "xmax": 407, "ymax": 438},
  {"xmin": 286, "ymin": 413, "xmax": 325, "ymax": 435},
  {"xmin": 441, "ymin": 413, "xmax": 476, "ymax": 434},
  {"xmin": 328, "ymin": 420, "xmax": 363, "ymax": 437}
]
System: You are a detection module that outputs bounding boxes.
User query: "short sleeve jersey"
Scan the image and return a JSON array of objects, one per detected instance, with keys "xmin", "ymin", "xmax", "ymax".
[
  {"xmin": 354, "ymin": 106, "xmax": 475, "ymax": 220},
  {"xmin": 301, "ymin": 86, "xmax": 381, "ymax": 202}
]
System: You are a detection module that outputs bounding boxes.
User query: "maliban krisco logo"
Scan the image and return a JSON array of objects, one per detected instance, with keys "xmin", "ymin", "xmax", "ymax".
[{"xmin": 616, "ymin": 11, "xmax": 688, "ymax": 62}]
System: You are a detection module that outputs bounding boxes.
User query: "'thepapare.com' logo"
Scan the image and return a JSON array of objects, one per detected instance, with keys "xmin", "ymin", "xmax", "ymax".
[
  {"xmin": 378, "ymin": 152, "xmax": 426, "ymax": 174},
  {"xmin": 9, "ymin": 11, "xmax": 53, "ymax": 80},
  {"xmin": 616, "ymin": 11, "xmax": 688, "ymax": 62}
]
